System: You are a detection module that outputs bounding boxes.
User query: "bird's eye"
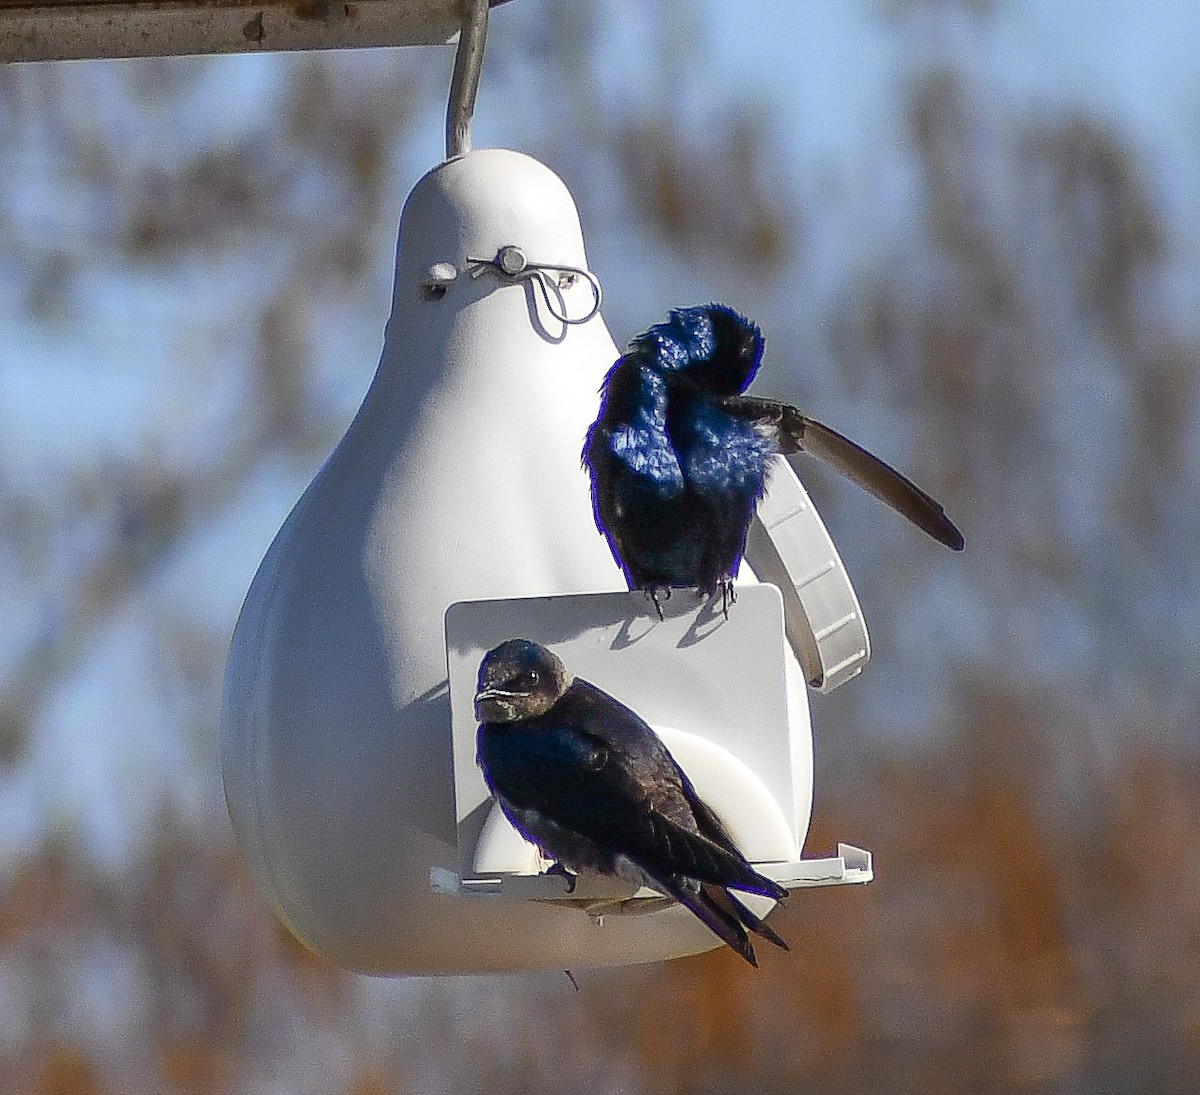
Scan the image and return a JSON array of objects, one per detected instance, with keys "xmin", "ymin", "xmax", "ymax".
[{"xmin": 512, "ymin": 669, "xmax": 539, "ymax": 690}]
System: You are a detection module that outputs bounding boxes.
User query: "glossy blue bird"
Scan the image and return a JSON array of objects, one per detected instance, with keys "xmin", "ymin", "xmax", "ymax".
[
  {"xmin": 584, "ymin": 304, "xmax": 964, "ymax": 614},
  {"xmin": 475, "ymin": 639, "xmax": 789, "ymax": 967}
]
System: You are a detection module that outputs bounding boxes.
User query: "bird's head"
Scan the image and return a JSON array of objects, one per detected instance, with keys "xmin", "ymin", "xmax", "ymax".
[
  {"xmin": 634, "ymin": 304, "xmax": 763, "ymax": 394},
  {"xmin": 474, "ymin": 639, "xmax": 572, "ymax": 723},
  {"xmin": 685, "ymin": 304, "xmax": 764, "ymax": 394}
]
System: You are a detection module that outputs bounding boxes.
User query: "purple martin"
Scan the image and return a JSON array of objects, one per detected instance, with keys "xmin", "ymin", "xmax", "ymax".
[
  {"xmin": 474, "ymin": 638, "xmax": 789, "ymax": 967},
  {"xmin": 583, "ymin": 304, "xmax": 964, "ymax": 614}
]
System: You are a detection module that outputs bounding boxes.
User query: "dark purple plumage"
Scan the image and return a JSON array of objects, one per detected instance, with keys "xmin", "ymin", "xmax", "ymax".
[
  {"xmin": 583, "ymin": 304, "xmax": 963, "ymax": 614},
  {"xmin": 475, "ymin": 639, "xmax": 788, "ymax": 967}
]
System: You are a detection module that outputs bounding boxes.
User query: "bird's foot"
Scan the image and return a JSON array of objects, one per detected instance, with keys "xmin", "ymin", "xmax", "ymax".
[
  {"xmin": 644, "ymin": 586, "xmax": 670, "ymax": 621},
  {"xmin": 546, "ymin": 861, "xmax": 578, "ymax": 894},
  {"xmin": 718, "ymin": 577, "xmax": 736, "ymax": 620}
]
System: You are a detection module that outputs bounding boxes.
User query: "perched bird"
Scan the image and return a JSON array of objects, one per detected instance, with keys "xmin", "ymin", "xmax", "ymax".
[
  {"xmin": 475, "ymin": 638, "xmax": 789, "ymax": 967},
  {"xmin": 584, "ymin": 304, "xmax": 964, "ymax": 614}
]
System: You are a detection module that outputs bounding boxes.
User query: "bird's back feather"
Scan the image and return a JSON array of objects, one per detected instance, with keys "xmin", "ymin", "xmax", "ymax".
[
  {"xmin": 476, "ymin": 665, "xmax": 789, "ymax": 966},
  {"xmin": 477, "ymin": 680, "xmax": 784, "ymax": 902}
]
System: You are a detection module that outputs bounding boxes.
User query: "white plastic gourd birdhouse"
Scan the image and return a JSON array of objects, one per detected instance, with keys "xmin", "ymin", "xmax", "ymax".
[{"xmin": 220, "ymin": 146, "xmax": 873, "ymax": 975}]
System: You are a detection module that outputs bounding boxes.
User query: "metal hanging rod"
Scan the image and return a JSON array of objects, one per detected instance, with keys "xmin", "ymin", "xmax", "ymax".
[{"xmin": 445, "ymin": 0, "xmax": 489, "ymax": 159}]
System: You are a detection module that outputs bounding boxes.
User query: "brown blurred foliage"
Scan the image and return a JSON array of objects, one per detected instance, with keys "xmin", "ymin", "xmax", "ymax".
[{"xmin": 619, "ymin": 107, "xmax": 793, "ymax": 270}]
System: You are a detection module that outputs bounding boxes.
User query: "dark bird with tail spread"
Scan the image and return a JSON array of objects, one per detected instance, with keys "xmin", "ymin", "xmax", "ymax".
[
  {"xmin": 475, "ymin": 638, "xmax": 789, "ymax": 967},
  {"xmin": 583, "ymin": 304, "xmax": 964, "ymax": 614}
]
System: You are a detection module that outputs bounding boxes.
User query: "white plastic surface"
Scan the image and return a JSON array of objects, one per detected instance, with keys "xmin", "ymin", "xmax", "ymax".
[
  {"xmin": 436, "ymin": 843, "xmax": 874, "ymax": 904},
  {"xmin": 221, "ymin": 149, "xmax": 647, "ymax": 975},
  {"xmin": 221, "ymin": 148, "xmax": 866, "ymax": 977},
  {"xmin": 444, "ymin": 586, "xmax": 805, "ymax": 885},
  {"xmin": 746, "ymin": 457, "xmax": 871, "ymax": 692},
  {"xmin": 441, "ymin": 586, "xmax": 870, "ymax": 915}
]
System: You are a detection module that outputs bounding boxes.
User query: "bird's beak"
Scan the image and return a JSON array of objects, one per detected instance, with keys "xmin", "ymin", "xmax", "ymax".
[
  {"xmin": 474, "ymin": 687, "xmax": 519, "ymax": 721},
  {"xmin": 474, "ymin": 687, "xmax": 516, "ymax": 703}
]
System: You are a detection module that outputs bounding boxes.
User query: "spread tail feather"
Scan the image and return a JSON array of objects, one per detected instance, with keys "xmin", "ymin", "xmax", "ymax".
[
  {"xmin": 649, "ymin": 814, "xmax": 788, "ymax": 901},
  {"xmin": 665, "ymin": 875, "xmax": 757, "ymax": 966},
  {"xmin": 653, "ymin": 874, "xmax": 789, "ymax": 967},
  {"xmin": 725, "ymin": 890, "xmax": 789, "ymax": 952}
]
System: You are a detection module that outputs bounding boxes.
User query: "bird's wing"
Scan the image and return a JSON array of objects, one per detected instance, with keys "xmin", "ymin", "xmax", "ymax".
[
  {"xmin": 647, "ymin": 873, "xmax": 758, "ymax": 967},
  {"xmin": 584, "ymin": 359, "xmax": 685, "ymax": 501},
  {"xmin": 721, "ymin": 395, "xmax": 965, "ymax": 551},
  {"xmin": 723, "ymin": 889, "xmax": 789, "ymax": 952},
  {"xmin": 584, "ymin": 359, "xmax": 688, "ymax": 578},
  {"xmin": 485, "ymin": 682, "xmax": 786, "ymax": 899},
  {"xmin": 682, "ymin": 783, "xmax": 742, "ymax": 851},
  {"xmin": 667, "ymin": 386, "xmax": 774, "ymax": 498},
  {"xmin": 634, "ymin": 874, "xmax": 788, "ymax": 968}
]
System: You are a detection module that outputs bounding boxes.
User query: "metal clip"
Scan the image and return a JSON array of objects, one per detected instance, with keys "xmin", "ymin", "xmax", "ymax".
[{"xmin": 467, "ymin": 245, "xmax": 603, "ymax": 326}]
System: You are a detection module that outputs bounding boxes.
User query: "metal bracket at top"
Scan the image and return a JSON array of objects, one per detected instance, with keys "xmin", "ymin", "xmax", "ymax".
[
  {"xmin": 0, "ymin": 0, "xmax": 514, "ymax": 67},
  {"xmin": 445, "ymin": 0, "xmax": 491, "ymax": 159}
]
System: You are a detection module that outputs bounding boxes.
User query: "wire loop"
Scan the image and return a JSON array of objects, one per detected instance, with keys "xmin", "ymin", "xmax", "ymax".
[{"xmin": 467, "ymin": 245, "xmax": 603, "ymax": 326}]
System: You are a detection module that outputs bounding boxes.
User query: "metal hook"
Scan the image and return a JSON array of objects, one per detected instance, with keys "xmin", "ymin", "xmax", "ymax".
[
  {"xmin": 446, "ymin": 0, "xmax": 490, "ymax": 159},
  {"xmin": 466, "ymin": 245, "xmax": 604, "ymax": 326}
]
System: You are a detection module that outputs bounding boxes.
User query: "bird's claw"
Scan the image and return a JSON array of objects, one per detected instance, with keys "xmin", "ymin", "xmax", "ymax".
[
  {"xmin": 546, "ymin": 861, "xmax": 577, "ymax": 894},
  {"xmin": 718, "ymin": 578, "xmax": 736, "ymax": 619},
  {"xmin": 645, "ymin": 586, "xmax": 670, "ymax": 621}
]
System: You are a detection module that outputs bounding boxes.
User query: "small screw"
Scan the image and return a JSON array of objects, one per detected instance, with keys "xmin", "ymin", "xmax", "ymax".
[{"xmin": 497, "ymin": 246, "xmax": 527, "ymax": 276}]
